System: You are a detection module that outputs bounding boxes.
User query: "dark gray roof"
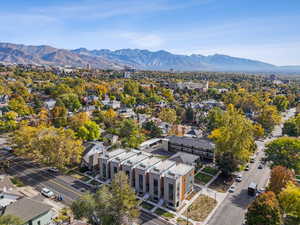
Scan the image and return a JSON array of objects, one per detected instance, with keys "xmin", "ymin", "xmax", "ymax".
[
  {"xmin": 169, "ymin": 152, "xmax": 199, "ymax": 165},
  {"xmin": 3, "ymin": 197, "xmax": 52, "ymax": 222},
  {"xmin": 167, "ymin": 136, "xmax": 215, "ymax": 150}
]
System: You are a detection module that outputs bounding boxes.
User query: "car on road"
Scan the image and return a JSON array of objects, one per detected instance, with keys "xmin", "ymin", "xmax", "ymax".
[
  {"xmin": 41, "ymin": 188, "xmax": 54, "ymax": 198},
  {"xmin": 229, "ymin": 185, "xmax": 236, "ymax": 193},
  {"xmin": 258, "ymin": 164, "xmax": 263, "ymax": 169},
  {"xmin": 2, "ymin": 146, "xmax": 12, "ymax": 152},
  {"xmin": 47, "ymin": 167, "xmax": 59, "ymax": 173},
  {"xmin": 236, "ymin": 174, "xmax": 242, "ymax": 182}
]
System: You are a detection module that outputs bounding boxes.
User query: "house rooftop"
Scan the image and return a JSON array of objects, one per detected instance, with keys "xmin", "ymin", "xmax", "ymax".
[
  {"xmin": 2, "ymin": 197, "xmax": 52, "ymax": 223},
  {"xmin": 150, "ymin": 160, "xmax": 176, "ymax": 175},
  {"xmin": 167, "ymin": 136, "xmax": 215, "ymax": 150}
]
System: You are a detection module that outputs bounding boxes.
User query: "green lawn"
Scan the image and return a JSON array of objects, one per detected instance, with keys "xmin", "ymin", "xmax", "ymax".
[
  {"xmin": 141, "ymin": 202, "xmax": 155, "ymax": 210},
  {"xmin": 202, "ymin": 166, "xmax": 219, "ymax": 176},
  {"xmin": 177, "ymin": 218, "xmax": 193, "ymax": 225},
  {"xmin": 154, "ymin": 208, "xmax": 175, "ymax": 219},
  {"xmin": 195, "ymin": 172, "xmax": 213, "ymax": 185}
]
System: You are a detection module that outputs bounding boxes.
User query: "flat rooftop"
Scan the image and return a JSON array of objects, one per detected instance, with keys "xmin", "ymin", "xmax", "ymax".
[
  {"xmin": 165, "ymin": 163, "xmax": 194, "ymax": 179},
  {"xmin": 135, "ymin": 156, "xmax": 162, "ymax": 171},
  {"xmin": 101, "ymin": 148, "xmax": 126, "ymax": 159},
  {"xmin": 122, "ymin": 152, "xmax": 151, "ymax": 167},
  {"xmin": 111, "ymin": 149, "xmax": 140, "ymax": 163},
  {"xmin": 167, "ymin": 136, "xmax": 215, "ymax": 150},
  {"xmin": 150, "ymin": 160, "xmax": 176, "ymax": 175}
]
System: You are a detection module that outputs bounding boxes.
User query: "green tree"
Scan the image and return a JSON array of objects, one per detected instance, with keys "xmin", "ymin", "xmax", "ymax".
[
  {"xmin": 51, "ymin": 106, "xmax": 68, "ymax": 127},
  {"xmin": 273, "ymin": 95, "xmax": 289, "ymax": 112},
  {"xmin": 59, "ymin": 93, "xmax": 82, "ymax": 112},
  {"xmin": 245, "ymin": 191, "xmax": 282, "ymax": 225},
  {"xmin": 265, "ymin": 137, "xmax": 300, "ymax": 173},
  {"xmin": 8, "ymin": 96, "xmax": 32, "ymax": 116},
  {"xmin": 77, "ymin": 120, "xmax": 101, "ymax": 141},
  {"xmin": 142, "ymin": 121, "xmax": 163, "ymax": 138},
  {"xmin": 283, "ymin": 114, "xmax": 300, "ymax": 137},
  {"xmin": 279, "ymin": 182, "xmax": 300, "ymax": 219},
  {"xmin": 71, "ymin": 193, "xmax": 95, "ymax": 222},
  {"xmin": 256, "ymin": 105, "xmax": 281, "ymax": 133},
  {"xmin": 0, "ymin": 214, "xmax": 23, "ymax": 225}
]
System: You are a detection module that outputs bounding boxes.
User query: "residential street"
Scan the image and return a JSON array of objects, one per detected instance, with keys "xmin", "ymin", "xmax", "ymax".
[{"xmin": 207, "ymin": 108, "xmax": 296, "ymax": 225}]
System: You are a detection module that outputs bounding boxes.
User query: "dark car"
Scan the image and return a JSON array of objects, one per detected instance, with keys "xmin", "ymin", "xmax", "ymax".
[{"xmin": 258, "ymin": 164, "xmax": 263, "ymax": 169}]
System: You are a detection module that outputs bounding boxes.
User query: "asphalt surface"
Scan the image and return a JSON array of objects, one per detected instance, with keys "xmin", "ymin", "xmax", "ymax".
[{"xmin": 207, "ymin": 108, "xmax": 296, "ymax": 225}]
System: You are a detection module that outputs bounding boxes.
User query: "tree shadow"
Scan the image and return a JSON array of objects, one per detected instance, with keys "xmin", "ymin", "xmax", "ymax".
[{"xmin": 229, "ymin": 189, "xmax": 255, "ymax": 210}]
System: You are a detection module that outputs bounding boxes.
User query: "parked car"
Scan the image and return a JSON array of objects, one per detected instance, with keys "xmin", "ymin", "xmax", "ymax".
[
  {"xmin": 245, "ymin": 164, "xmax": 250, "ymax": 171},
  {"xmin": 258, "ymin": 164, "xmax": 263, "ymax": 169},
  {"xmin": 41, "ymin": 188, "xmax": 54, "ymax": 198},
  {"xmin": 257, "ymin": 187, "xmax": 265, "ymax": 194},
  {"xmin": 48, "ymin": 167, "xmax": 59, "ymax": 173},
  {"xmin": 2, "ymin": 146, "xmax": 12, "ymax": 152},
  {"xmin": 236, "ymin": 174, "xmax": 243, "ymax": 182},
  {"xmin": 250, "ymin": 156, "xmax": 256, "ymax": 163},
  {"xmin": 229, "ymin": 185, "xmax": 236, "ymax": 193}
]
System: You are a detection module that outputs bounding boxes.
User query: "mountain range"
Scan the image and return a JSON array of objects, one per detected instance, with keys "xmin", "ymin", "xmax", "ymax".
[{"xmin": 0, "ymin": 42, "xmax": 299, "ymax": 73}]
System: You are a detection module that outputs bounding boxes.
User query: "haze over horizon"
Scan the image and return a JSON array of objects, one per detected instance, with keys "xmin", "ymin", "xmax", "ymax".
[{"xmin": 1, "ymin": 0, "xmax": 300, "ymax": 66}]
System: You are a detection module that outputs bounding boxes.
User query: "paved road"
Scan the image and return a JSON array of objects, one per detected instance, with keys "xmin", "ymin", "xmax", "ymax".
[{"xmin": 207, "ymin": 108, "xmax": 296, "ymax": 225}]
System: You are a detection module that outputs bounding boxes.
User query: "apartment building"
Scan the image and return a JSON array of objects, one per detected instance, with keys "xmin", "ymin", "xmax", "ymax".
[
  {"xmin": 163, "ymin": 163, "xmax": 194, "ymax": 209},
  {"xmin": 148, "ymin": 160, "xmax": 176, "ymax": 202},
  {"xmin": 134, "ymin": 156, "xmax": 162, "ymax": 195},
  {"xmin": 98, "ymin": 148, "xmax": 195, "ymax": 210},
  {"xmin": 167, "ymin": 136, "xmax": 215, "ymax": 161},
  {"xmin": 121, "ymin": 152, "xmax": 151, "ymax": 187}
]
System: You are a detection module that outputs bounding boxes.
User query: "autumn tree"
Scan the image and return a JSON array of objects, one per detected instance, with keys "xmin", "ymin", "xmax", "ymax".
[
  {"xmin": 51, "ymin": 105, "xmax": 68, "ymax": 127},
  {"xmin": 245, "ymin": 191, "xmax": 282, "ymax": 225},
  {"xmin": 8, "ymin": 96, "xmax": 32, "ymax": 116},
  {"xmin": 209, "ymin": 104, "xmax": 256, "ymax": 174},
  {"xmin": 269, "ymin": 166, "xmax": 295, "ymax": 195},
  {"xmin": 158, "ymin": 108, "xmax": 177, "ymax": 124},
  {"xmin": 265, "ymin": 137, "xmax": 300, "ymax": 173},
  {"xmin": 77, "ymin": 120, "xmax": 101, "ymax": 141},
  {"xmin": 12, "ymin": 126, "xmax": 84, "ymax": 169},
  {"xmin": 256, "ymin": 105, "xmax": 281, "ymax": 133}
]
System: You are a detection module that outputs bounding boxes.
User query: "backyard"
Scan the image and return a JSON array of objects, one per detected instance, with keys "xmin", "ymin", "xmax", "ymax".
[
  {"xmin": 202, "ymin": 166, "xmax": 219, "ymax": 176},
  {"xmin": 209, "ymin": 174, "xmax": 234, "ymax": 193}
]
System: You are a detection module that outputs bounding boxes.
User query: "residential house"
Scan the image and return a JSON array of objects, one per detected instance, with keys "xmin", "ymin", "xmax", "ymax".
[
  {"xmin": 1, "ymin": 197, "xmax": 53, "ymax": 225},
  {"xmin": 81, "ymin": 141, "xmax": 106, "ymax": 171},
  {"xmin": 43, "ymin": 99, "xmax": 56, "ymax": 110},
  {"xmin": 118, "ymin": 108, "xmax": 136, "ymax": 119}
]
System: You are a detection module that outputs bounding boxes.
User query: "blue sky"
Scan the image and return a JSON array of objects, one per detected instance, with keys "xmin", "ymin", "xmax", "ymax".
[{"xmin": 1, "ymin": 0, "xmax": 300, "ymax": 65}]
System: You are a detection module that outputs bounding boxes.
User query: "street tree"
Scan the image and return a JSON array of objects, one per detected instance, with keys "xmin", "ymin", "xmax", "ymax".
[
  {"xmin": 265, "ymin": 137, "xmax": 300, "ymax": 174},
  {"xmin": 245, "ymin": 191, "xmax": 282, "ymax": 225},
  {"xmin": 269, "ymin": 166, "xmax": 295, "ymax": 195},
  {"xmin": 279, "ymin": 182, "xmax": 300, "ymax": 219}
]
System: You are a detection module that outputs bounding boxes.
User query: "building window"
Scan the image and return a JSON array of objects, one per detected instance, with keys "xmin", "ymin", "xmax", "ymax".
[
  {"xmin": 102, "ymin": 163, "xmax": 106, "ymax": 177},
  {"xmin": 114, "ymin": 166, "xmax": 118, "ymax": 174},
  {"xmin": 154, "ymin": 179, "xmax": 158, "ymax": 196},
  {"xmin": 139, "ymin": 175, "xmax": 143, "ymax": 190},
  {"xmin": 168, "ymin": 183, "xmax": 174, "ymax": 201}
]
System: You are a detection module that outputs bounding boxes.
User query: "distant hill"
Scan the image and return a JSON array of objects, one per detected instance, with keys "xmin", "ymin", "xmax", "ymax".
[{"xmin": 0, "ymin": 42, "xmax": 299, "ymax": 72}]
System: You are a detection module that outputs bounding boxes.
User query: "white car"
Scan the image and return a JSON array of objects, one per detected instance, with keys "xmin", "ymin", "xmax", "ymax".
[
  {"xmin": 229, "ymin": 185, "xmax": 236, "ymax": 193},
  {"xmin": 236, "ymin": 174, "xmax": 242, "ymax": 182},
  {"xmin": 41, "ymin": 188, "xmax": 54, "ymax": 198}
]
